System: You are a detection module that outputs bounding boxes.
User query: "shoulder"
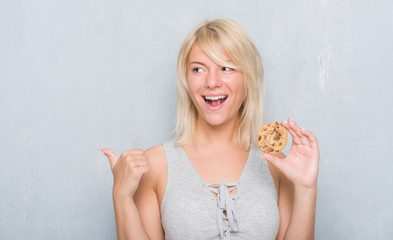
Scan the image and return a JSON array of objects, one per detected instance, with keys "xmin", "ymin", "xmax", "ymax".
[
  {"xmin": 144, "ymin": 141, "xmax": 176, "ymax": 161},
  {"xmin": 143, "ymin": 144, "xmax": 168, "ymax": 194},
  {"xmin": 145, "ymin": 144, "xmax": 166, "ymax": 160},
  {"xmin": 144, "ymin": 144, "xmax": 167, "ymax": 177}
]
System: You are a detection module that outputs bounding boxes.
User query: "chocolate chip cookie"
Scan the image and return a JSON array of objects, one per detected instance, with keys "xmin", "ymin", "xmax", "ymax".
[{"xmin": 257, "ymin": 122, "xmax": 288, "ymax": 154}]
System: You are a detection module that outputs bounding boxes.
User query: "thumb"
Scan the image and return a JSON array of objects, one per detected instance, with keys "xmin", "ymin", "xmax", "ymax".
[
  {"xmin": 261, "ymin": 152, "xmax": 283, "ymax": 170},
  {"xmin": 100, "ymin": 148, "xmax": 118, "ymax": 171}
]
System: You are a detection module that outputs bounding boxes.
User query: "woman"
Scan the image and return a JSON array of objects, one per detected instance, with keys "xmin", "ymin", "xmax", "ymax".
[{"xmin": 101, "ymin": 18, "xmax": 319, "ymax": 240}]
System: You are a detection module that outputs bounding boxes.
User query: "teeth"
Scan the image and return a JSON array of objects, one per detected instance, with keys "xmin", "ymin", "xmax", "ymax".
[{"xmin": 204, "ymin": 96, "xmax": 226, "ymax": 101}]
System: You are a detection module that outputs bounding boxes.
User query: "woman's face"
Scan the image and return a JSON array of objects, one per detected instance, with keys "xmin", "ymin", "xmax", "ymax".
[{"xmin": 187, "ymin": 42, "xmax": 245, "ymax": 127}]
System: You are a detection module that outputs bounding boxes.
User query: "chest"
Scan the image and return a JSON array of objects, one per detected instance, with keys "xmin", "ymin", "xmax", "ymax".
[
  {"xmin": 185, "ymin": 147, "xmax": 249, "ymax": 184},
  {"xmin": 160, "ymin": 144, "xmax": 280, "ymax": 240},
  {"xmin": 161, "ymin": 169, "xmax": 280, "ymax": 240}
]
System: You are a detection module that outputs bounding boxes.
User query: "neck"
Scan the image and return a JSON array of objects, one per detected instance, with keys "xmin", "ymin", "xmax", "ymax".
[{"xmin": 190, "ymin": 116, "xmax": 241, "ymax": 149}]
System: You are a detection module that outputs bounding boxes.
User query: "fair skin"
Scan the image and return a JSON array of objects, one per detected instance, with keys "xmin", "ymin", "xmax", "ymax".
[{"xmin": 101, "ymin": 42, "xmax": 319, "ymax": 240}]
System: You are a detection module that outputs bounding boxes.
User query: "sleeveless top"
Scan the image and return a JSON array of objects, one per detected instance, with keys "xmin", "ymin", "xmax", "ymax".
[{"xmin": 161, "ymin": 141, "xmax": 280, "ymax": 240}]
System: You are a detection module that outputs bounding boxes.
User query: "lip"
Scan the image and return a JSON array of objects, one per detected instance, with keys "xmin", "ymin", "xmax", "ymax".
[
  {"xmin": 201, "ymin": 94, "xmax": 228, "ymax": 111},
  {"xmin": 203, "ymin": 93, "xmax": 228, "ymax": 97}
]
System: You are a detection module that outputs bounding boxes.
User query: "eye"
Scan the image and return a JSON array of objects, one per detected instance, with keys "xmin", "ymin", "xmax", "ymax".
[
  {"xmin": 222, "ymin": 67, "xmax": 234, "ymax": 72},
  {"xmin": 192, "ymin": 67, "xmax": 203, "ymax": 73}
]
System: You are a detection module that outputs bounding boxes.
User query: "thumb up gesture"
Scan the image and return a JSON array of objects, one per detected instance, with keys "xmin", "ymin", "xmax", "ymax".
[{"xmin": 100, "ymin": 148, "xmax": 150, "ymax": 199}]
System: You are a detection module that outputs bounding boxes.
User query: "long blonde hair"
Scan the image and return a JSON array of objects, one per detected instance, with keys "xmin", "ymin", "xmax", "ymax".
[{"xmin": 175, "ymin": 18, "xmax": 264, "ymax": 150}]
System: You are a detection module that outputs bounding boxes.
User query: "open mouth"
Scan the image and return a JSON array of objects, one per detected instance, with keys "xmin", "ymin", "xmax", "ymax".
[{"xmin": 203, "ymin": 95, "xmax": 228, "ymax": 106}]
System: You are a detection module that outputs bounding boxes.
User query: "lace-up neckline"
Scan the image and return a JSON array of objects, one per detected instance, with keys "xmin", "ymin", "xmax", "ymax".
[
  {"xmin": 180, "ymin": 148, "xmax": 251, "ymax": 239},
  {"xmin": 160, "ymin": 141, "xmax": 280, "ymax": 240},
  {"xmin": 206, "ymin": 182, "xmax": 240, "ymax": 239}
]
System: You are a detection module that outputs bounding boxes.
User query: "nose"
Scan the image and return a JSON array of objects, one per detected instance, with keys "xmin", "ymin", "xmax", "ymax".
[{"xmin": 204, "ymin": 70, "xmax": 222, "ymax": 89}]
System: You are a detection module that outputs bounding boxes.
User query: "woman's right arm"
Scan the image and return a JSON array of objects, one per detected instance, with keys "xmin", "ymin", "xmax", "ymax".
[
  {"xmin": 112, "ymin": 195, "xmax": 150, "ymax": 240},
  {"xmin": 101, "ymin": 148, "xmax": 164, "ymax": 240}
]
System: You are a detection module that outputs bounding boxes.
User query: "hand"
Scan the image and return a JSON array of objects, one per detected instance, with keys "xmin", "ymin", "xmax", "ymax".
[
  {"xmin": 100, "ymin": 148, "xmax": 150, "ymax": 199},
  {"xmin": 261, "ymin": 118, "xmax": 319, "ymax": 189}
]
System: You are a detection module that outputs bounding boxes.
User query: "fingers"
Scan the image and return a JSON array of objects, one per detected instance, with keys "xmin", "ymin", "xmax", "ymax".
[
  {"xmin": 137, "ymin": 163, "xmax": 150, "ymax": 177},
  {"xmin": 100, "ymin": 148, "xmax": 118, "ymax": 171},
  {"xmin": 281, "ymin": 119, "xmax": 300, "ymax": 145},
  {"xmin": 300, "ymin": 128, "xmax": 319, "ymax": 150},
  {"xmin": 289, "ymin": 118, "xmax": 311, "ymax": 146},
  {"xmin": 282, "ymin": 118, "xmax": 319, "ymax": 151},
  {"xmin": 282, "ymin": 118, "xmax": 311, "ymax": 147},
  {"xmin": 121, "ymin": 149, "xmax": 145, "ymax": 156},
  {"xmin": 127, "ymin": 157, "xmax": 150, "ymax": 176},
  {"xmin": 100, "ymin": 148, "xmax": 147, "ymax": 172},
  {"xmin": 109, "ymin": 149, "xmax": 149, "ymax": 176},
  {"xmin": 101, "ymin": 148, "xmax": 150, "ymax": 198}
]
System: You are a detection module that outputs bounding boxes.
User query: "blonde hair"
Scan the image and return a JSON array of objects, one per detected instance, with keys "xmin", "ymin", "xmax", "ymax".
[{"xmin": 175, "ymin": 18, "xmax": 264, "ymax": 150}]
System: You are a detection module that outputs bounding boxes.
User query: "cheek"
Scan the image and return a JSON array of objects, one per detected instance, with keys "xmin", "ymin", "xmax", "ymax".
[
  {"xmin": 186, "ymin": 80, "xmax": 194, "ymax": 96},
  {"xmin": 232, "ymin": 75, "xmax": 245, "ymax": 98},
  {"xmin": 187, "ymin": 75, "xmax": 201, "ymax": 95},
  {"xmin": 186, "ymin": 77, "xmax": 200, "ymax": 103},
  {"xmin": 240, "ymin": 82, "xmax": 246, "ymax": 99},
  {"xmin": 237, "ymin": 87, "xmax": 246, "ymax": 107}
]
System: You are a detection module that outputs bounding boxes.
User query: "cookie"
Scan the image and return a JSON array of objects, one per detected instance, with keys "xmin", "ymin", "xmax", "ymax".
[{"xmin": 257, "ymin": 122, "xmax": 288, "ymax": 154}]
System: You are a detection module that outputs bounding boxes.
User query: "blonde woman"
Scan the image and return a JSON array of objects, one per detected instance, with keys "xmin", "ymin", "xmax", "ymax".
[{"xmin": 101, "ymin": 18, "xmax": 319, "ymax": 240}]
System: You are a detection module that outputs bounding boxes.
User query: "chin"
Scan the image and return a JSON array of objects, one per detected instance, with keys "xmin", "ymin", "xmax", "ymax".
[{"xmin": 203, "ymin": 115, "xmax": 232, "ymax": 127}]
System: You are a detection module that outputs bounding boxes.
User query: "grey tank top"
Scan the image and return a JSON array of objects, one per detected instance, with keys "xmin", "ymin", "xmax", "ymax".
[{"xmin": 161, "ymin": 141, "xmax": 280, "ymax": 240}]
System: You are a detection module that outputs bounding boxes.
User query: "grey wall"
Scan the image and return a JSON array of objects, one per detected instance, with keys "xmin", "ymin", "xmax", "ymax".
[{"xmin": 1, "ymin": 0, "xmax": 392, "ymax": 239}]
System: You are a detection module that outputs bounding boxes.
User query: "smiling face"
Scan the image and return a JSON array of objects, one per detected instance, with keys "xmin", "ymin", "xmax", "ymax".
[
  {"xmin": 187, "ymin": 42, "xmax": 245, "ymax": 128},
  {"xmin": 175, "ymin": 19, "xmax": 264, "ymax": 149}
]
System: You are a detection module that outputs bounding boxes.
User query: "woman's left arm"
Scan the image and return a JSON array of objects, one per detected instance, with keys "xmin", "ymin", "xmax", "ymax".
[{"xmin": 262, "ymin": 118, "xmax": 319, "ymax": 240}]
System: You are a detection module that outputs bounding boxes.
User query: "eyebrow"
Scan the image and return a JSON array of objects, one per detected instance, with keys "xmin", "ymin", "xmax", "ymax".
[{"xmin": 189, "ymin": 61, "xmax": 206, "ymax": 66}]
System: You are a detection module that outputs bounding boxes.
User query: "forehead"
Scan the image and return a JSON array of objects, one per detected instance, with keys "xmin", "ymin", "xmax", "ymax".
[{"xmin": 187, "ymin": 42, "xmax": 231, "ymax": 64}]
